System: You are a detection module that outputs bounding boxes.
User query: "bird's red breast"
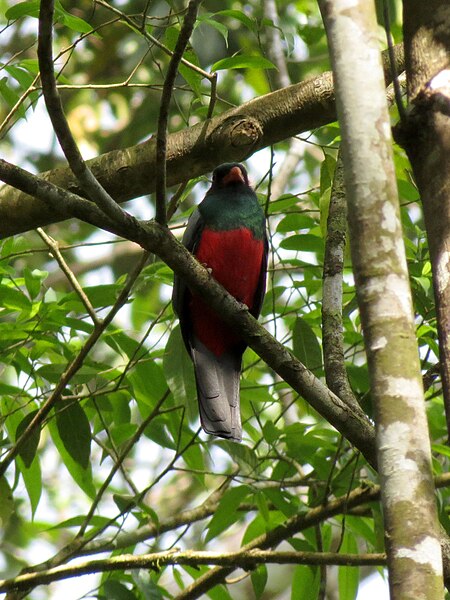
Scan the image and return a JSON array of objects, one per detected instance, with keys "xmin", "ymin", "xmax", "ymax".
[{"xmin": 190, "ymin": 227, "xmax": 265, "ymax": 356}]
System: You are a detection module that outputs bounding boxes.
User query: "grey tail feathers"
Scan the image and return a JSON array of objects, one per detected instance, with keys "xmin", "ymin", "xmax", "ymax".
[{"xmin": 191, "ymin": 339, "xmax": 242, "ymax": 442}]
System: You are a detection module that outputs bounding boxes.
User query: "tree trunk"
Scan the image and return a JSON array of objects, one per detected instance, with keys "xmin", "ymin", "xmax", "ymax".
[
  {"xmin": 319, "ymin": 0, "xmax": 444, "ymax": 597},
  {"xmin": 400, "ymin": 0, "xmax": 450, "ymax": 441}
]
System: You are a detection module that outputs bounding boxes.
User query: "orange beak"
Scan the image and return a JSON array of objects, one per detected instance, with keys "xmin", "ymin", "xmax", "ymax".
[{"xmin": 222, "ymin": 166, "xmax": 245, "ymax": 185}]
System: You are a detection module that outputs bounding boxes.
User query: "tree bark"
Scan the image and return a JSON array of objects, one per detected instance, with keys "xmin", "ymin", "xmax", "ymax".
[
  {"xmin": 0, "ymin": 47, "xmax": 404, "ymax": 238},
  {"xmin": 319, "ymin": 1, "xmax": 444, "ymax": 598},
  {"xmin": 400, "ymin": 0, "xmax": 450, "ymax": 441}
]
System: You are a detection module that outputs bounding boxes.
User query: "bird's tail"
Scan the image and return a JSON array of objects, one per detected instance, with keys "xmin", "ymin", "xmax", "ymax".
[{"xmin": 191, "ymin": 339, "xmax": 242, "ymax": 442}]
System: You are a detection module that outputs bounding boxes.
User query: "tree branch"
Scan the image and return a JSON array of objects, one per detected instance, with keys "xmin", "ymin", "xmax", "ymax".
[
  {"xmin": 155, "ymin": 0, "xmax": 202, "ymax": 225},
  {"xmin": 0, "ymin": 158, "xmax": 378, "ymax": 469},
  {"xmin": 0, "ymin": 45, "xmax": 404, "ymax": 238},
  {"xmin": 36, "ymin": 227, "xmax": 100, "ymax": 325},
  {"xmin": 322, "ymin": 153, "xmax": 360, "ymax": 411},
  {"xmin": 37, "ymin": 0, "xmax": 141, "ymax": 231},
  {"xmin": 0, "ymin": 549, "xmax": 386, "ymax": 593}
]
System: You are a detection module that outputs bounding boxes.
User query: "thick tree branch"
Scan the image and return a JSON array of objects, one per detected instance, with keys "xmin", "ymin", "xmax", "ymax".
[
  {"xmin": 0, "ymin": 549, "xmax": 386, "ymax": 593},
  {"xmin": 0, "ymin": 158, "xmax": 377, "ymax": 469},
  {"xmin": 0, "ymin": 45, "xmax": 404, "ymax": 238}
]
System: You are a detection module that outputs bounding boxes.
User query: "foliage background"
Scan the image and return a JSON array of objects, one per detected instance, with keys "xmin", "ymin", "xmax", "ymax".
[{"xmin": 0, "ymin": 0, "xmax": 445, "ymax": 599}]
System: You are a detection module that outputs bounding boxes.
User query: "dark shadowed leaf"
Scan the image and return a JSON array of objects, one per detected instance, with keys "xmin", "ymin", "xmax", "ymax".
[
  {"xmin": 292, "ymin": 317, "xmax": 322, "ymax": 371},
  {"xmin": 55, "ymin": 401, "xmax": 91, "ymax": 470},
  {"xmin": 15, "ymin": 410, "xmax": 40, "ymax": 468},
  {"xmin": 163, "ymin": 325, "xmax": 196, "ymax": 419}
]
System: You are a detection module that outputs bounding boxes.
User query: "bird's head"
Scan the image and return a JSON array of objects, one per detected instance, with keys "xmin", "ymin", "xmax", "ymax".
[{"xmin": 211, "ymin": 163, "xmax": 250, "ymax": 189}]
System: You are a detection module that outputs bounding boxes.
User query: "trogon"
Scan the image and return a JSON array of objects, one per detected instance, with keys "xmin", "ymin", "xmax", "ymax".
[{"xmin": 172, "ymin": 163, "xmax": 268, "ymax": 442}]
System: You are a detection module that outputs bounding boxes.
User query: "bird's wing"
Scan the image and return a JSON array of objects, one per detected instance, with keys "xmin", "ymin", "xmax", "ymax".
[
  {"xmin": 172, "ymin": 208, "xmax": 205, "ymax": 353},
  {"xmin": 250, "ymin": 228, "xmax": 269, "ymax": 319}
]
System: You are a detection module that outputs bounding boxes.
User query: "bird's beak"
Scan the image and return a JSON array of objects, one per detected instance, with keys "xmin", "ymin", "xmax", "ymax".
[{"xmin": 222, "ymin": 166, "xmax": 245, "ymax": 185}]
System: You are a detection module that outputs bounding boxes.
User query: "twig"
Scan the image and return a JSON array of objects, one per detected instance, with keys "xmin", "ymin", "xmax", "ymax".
[
  {"xmin": 94, "ymin": 0, "xmax": 213, "ymax": 81},
  {"xmin": 0, "ymin": 251, "xmax": 148, "ymax": 479},
  {"xmin": 382, "ymin": 0, "xmax": 406, "ymax": 123},
  {"xmin": 36, "ymin": 227, "xmax": 100, "ymax": 325},
  {"xmin": 77, "ymin": 389, "xmax": 170, "ymax": 537},
  {"xmin": 155, "ymin": 0, "xmax": 202, "ymax": 225}
]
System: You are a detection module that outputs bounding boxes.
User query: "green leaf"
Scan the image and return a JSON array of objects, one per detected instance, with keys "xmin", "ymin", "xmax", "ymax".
[
  {"xmin": 205, "ymin": 485, "xmax": 249, "ymax": 542},
  {"xmin": 5, "ymin": 65, "xmax": 35, "ymax": 91},
  {"xmin": 15, "ymin": 410, "xmax": 40, "ymax": 468},
  {"xmin": 49, "ymin": 413, "xmax": 95, "ymax": 498},
  {"xmin": 132, "ymin": 570, "xmax": 164, "ymax": 600},
  {"xmin": 291, "ymin": 565, "xmax": 320, "ymax": 599},
  {"xmin": 163, "ymin": 325, "xmax": 196, "ymax": 419},
  {"xmin": 279, "ymin": 233, "xmax": 324, "ymax": 253},
  {"xmin": 211, "ymin": 55, "xmax": 276, "ymax": 72},
  {"xmin": 0, "ymin": 284, "xmax": 32, "ymax": 312},
  {"xmin": 213, "ymin": 9, "xmax": 256, "ymax": 32},
  {"xmin": 129, "ymin": 359, "xmax": 168, "ymax": 408},
  {"xmin": 268, "ymin": 194, "xmax": 301, "ymax": 215},
  {"xmin": 292, "ymin": 317, "xmax": 322, "ymax": 371},
  {"xmin": 276, "ymin": 213, "xmax": 316, "ymax": 233},
  {"xmin": 251, "ymin": 564, "xmax": 268, "ymax": 599},
  {"xmin": 5, "ymin": 0, "xmax": 39, "ymax": 20},
  {"xmin": 338, "ymin": 530, "xmax": 359, "ymax": 600},
  {"xmin": 196, "ymin": 15, "xmax": 229, "ymax": 46},
  {"xmin": 59, "ymin": 284, "xmax": 121, "ymax": 310},
  {"xmin": 216, "ymin": 440, "xmax": 259, "ymax": 472},
  {"xmin": 103, "ymin": 580, "xmax": 137, "ymax": 600},
  {"xmin": 23, "ymin": 267, "xmax": 46, "ymax": 300},
  {"xmin": 49, "ymin": 514, "xmax": 113, "ymax": 530},
  {"xmin": 60, "ymin": 11, "xmax": 93, "ymax": 34},
  {"xmin": 0, "ymin": 477, "xmax": 14, "ymax": 527},
  {"xmin": 1, "ymin": 398, "xmax": 42, "ymax": 516},
  {"xmin": 56, "ymin": 401, "xmax": 92, "ymax": 470}
]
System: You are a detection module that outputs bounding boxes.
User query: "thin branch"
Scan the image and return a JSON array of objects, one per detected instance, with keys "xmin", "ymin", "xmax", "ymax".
[
  {"xmin": 0, "ymin": 550, "xmax": 386, "ymax": 593},
  {"xmin": 77, "ymin": 389, "xmax": 170, "ymax": 537},
  {"xmin": 37, "ymin": 0, "xmax": 141, "ymax": 231},
  {"xmin": 382, "ymin": 0, "xmax": 406, "ymax": 123},
  {"xmin": 36, "ymin": 227, "xmax": 100, "ymax": 325},
  {"xmin": 155, "ymin": 0, "xmax": 202, "ymax": 225},
  {"xmin": 175, "ymin": 482, "xmax": 381, "ymax": 600},
  {"xmin": 0, "ymin": 44, "xmax": 405, "ymax": 239},
  {"xmin": 322, "ymin": 152, "xmax": 360, "ymax": 411},
  {"xmin": 0, "ymin": 158, "xmax": 378, "ymax": 470},
  {"xmin": 94, "ymin": 0, "xmax": 213, "ymax": 81},
  {"xmin": 0, "ymin": 250, "xmax": 148, "ymax": 479},
  {"xmin": 263, "ymin": 0, "xmax": 290, "ymax": 89}
]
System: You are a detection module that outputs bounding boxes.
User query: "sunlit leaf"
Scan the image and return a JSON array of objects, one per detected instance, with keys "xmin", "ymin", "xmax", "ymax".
[
  {"xmin": 205, "ymin": 485, "xmax": 250, "ymax": 542},
  {"xmin": 338, "ymin": 530, "xmax": 359, "ymax": 600},
  {"xmin": 211, "ymin": 55, "xmax": 276, "ymax": 72}
]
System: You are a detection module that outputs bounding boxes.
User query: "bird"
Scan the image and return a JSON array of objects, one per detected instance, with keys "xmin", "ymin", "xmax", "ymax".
[{"xmin": 172, "ymin": 163, "xmax": 268, "ymax": 442}]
